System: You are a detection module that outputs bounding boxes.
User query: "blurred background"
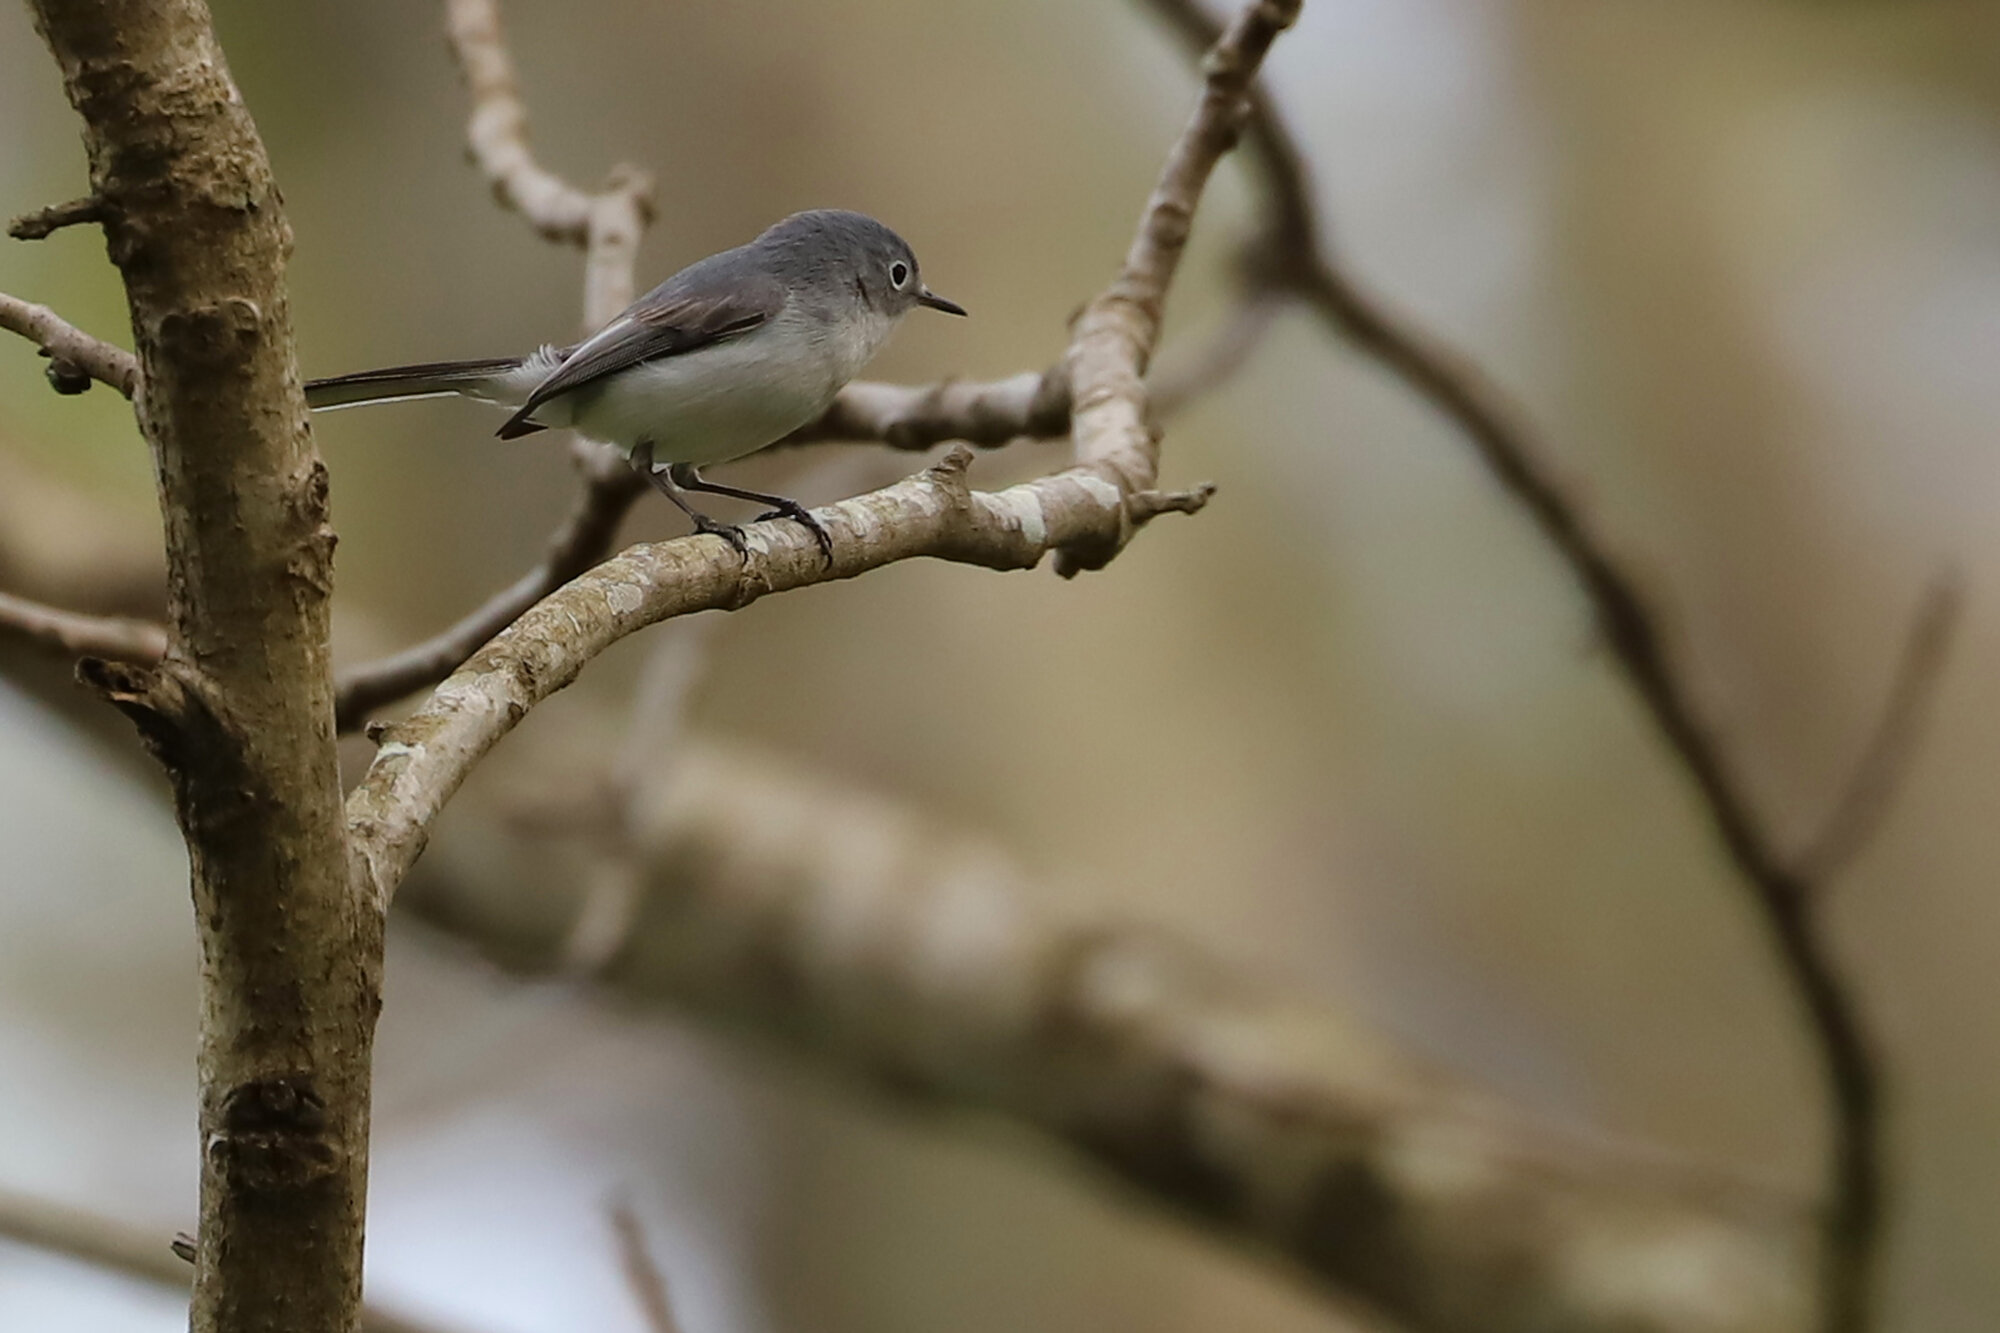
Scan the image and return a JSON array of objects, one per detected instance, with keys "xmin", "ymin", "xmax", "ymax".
[{"xmin": 5, "ymin": 0, "xmax": 2000, "ymax": 1330}]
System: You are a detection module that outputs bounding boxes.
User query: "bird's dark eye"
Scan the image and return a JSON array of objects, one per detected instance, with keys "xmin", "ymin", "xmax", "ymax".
[{"xmin": 889, "ymin": 261, "xmax": 910, "ymax": 288}]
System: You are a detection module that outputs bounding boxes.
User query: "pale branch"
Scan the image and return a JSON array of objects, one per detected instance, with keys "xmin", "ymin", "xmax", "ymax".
[
  {"xmin": 0, "ymin": 588, "xmax": 166, "ymax": 663},
  {"xmin": 776, "ymin": 293, "xmax": 1284, "ymax": 454},
  {"xmin": 1057, "ymin": 0, "xmax": 1300, "ymax": 576},
  {"xmin": 346, "ymin": 448, "xmax": 1210, "ymax": 906},
  {"xmin": 26, "ymin": 7, "xmax": 374, "ymax": 1333},
  {"xmin": 8, "ymin": 194, "xmax": 105, "ymax": 240},
  {"xmin": 1143, "ymin": 3, "xmax": 1890, "ymax": 1328},
  {"xmin": 444, "ymin": 0, "xmax": 649, "ymax": 247},
  {"xmin": 608, "ymin": 1201, "xmax": 686, "ymax": 1333},
  {"xmin": 0, "ymin": 290, "xmax": 139, "ymax": 397},
  {"xmin": 778, "ymin": 368, "xmax": 1072, "ymax": 451},
  {"xmin": 1797, "ymin": 574, "xmax": 1963, "ymax": 883},
  {"xmin": 0, "ymin": 1187, "xmax": 457, "ymax": 1333},
  {"xmin": 401, "ymin": 738, "xmax": 1815, "ymax": 1333}
]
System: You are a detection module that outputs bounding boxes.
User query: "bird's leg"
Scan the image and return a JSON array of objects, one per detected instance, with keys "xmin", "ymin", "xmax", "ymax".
[
  {"xmin": 629, "ymin": 442, "xmax": 749, "ymax": 557},
  {"xmin": 667, "ymin": 464, "xmax": 835, "ymax": 562}
]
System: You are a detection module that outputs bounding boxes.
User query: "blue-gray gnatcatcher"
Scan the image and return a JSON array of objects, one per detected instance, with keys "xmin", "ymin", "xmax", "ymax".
[{"xmin": 305, "ymin": 209, "xmax": 966, "ymax": 555}]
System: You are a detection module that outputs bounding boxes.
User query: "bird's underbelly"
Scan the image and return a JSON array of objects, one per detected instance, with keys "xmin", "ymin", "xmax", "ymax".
[{"xmin": 550, "ymin": 327, "xmax": 856, "ymax": 467}]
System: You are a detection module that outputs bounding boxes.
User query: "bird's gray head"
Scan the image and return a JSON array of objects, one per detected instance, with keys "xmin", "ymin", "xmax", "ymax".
[{"xmin": 755, "ymin": 209, "xmax": 967, "ymax": 321}]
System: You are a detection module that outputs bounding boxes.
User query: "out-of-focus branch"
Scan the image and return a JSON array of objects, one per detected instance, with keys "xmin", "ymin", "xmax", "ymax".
[
  {"xmin": 608, "ymin": 1201, "xmax": 686, "ymax": 1333},
  {"xmin": 0, "ymin": 1185, "xmax": 477, "ymax": 1333},
  {"xmin": 0, "ymin": 589, "xmax": 166, "ymax": 663},
  {"xmin": 0, "ymin": 291, "xmax": 138, "ymax": 397},
  {"xmin": 1140, "ymin": 4, "xmax": 1894, "ymax": 1329},
  {"xmin": 404, "ymin": 738, "xmax": 1814, "ymax": 1333},
  {"xmin": 1797, "ymin": 574, "xmax": 1963, "ymax": 883}
]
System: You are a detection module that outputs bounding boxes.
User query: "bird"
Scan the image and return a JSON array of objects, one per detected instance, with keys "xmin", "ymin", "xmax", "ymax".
[{"xmin": 304, "ymin": 209, "xmax": 967, "ymax": 556}]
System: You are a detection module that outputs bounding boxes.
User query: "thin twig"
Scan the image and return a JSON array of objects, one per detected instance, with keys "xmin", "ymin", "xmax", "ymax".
[
  {"xmin": 1797, "ymin": 574, "xmax": 1963, "ymax": 883},
  {"xmin": 1057, "ymin": 0, "xmax": 1301, "ymax": 575},
  {"xmin": 0, "ymin": 291, "xmax": 138, "ymax": 396},
  {"xmin": 0, "ymin": 588, "xmax": 168, "ymax": 663},
  {"xmin": 1136, "ymin": 3, "xmax": 1887, "ymax": 1327},
  {"xmin": 607, "ymin": 1200, "xmax": 684, "ymax": 1333},
  {"xmin": 8, "ymin": 194, "xmax": 105, "ymax": 240},
  {"xmin": 0, "ymin": 1189, "xmax": 448, "ymax": 1333}
]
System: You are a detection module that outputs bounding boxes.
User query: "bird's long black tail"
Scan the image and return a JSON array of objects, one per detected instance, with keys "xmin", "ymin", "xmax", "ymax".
[{"xmin": 304, "ymin": 356, "xmax": 523, "ymax": 411}]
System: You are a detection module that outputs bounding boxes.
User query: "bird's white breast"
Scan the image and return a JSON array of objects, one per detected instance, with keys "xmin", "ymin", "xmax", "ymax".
[{"xmin": 544, "ymin": 302, "xmax": 901, "ymax": 466}]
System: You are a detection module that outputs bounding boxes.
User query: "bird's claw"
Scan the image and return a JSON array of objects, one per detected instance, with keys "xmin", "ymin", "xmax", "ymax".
[
  {"xmin": 690, "ymin": 512, "xmax": 751, "ymax": 559},
  {"xmin": 756, "ymin": 500, "xmax": 835, "ymax": 564}
]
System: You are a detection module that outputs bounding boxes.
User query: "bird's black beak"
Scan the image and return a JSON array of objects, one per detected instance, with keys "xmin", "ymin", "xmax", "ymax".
[{"xmin": 918, "ymin": 286, "xmax": 968, "ymax": 316}]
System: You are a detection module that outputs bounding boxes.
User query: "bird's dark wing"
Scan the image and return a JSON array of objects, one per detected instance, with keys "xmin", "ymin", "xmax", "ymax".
[{"xmin": 496, "ymin": 270, "xmax": 787, "ymax": 440}]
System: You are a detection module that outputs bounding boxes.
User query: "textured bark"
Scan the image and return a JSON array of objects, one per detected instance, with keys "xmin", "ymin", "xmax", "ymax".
[{"xmin": 25, "ymin": 4, "xmax": 377, "ymax": 1333}]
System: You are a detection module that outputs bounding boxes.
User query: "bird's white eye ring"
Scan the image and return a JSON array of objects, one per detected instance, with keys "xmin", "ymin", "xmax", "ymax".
[{"xmin": 889, "ymin": 261, "xmax": 910, "ymax": 288}]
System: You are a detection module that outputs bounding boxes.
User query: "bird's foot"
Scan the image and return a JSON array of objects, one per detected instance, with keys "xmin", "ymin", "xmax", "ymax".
[
  {"xmin": 755, "ymin": 499, "xmax": 835, "ymax": 564},
  {"xmin": 689, "ymin": 511, "xmax": 751, "ymax": 559}
]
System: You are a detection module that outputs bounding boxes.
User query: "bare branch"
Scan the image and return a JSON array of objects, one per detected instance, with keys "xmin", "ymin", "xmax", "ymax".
[
  {"xmin": 1797, "ymin": 574, "xmax": 1963, "ymax": 883},
  {"xmin": 1139, "ymin": 4, "xmax": 1890, "ymax": 1327},
  {"xmin": 779, "ymin": 368, "xmax": 1072, "ymax": 451},
  {"xmin": 27, "ymin": 6, "xmax": 374, "ymax": 1333},
  {"xmin": 8, "ymin": 194, "xmax": 105, "ymax": 240},
  {"xmin": 608, "ymin": 1200, "xmax": 685, "ymax": 1333},
  {"xmin": 0, "ymin": 1186, "xmax": 470, "ymax": 1333},
  {"xmin": 346, "ymin": 449, "xmax": 1210, "ymax": 905},
  {"xmin": 0, "ymin": 588, "xmax": 167, "ymax": 663},
  {"xmin": 404, "ymin": 739, "xmax": 1815, "ymax": 1333},
  {"xmin": 448, "ymin": 0, "xmax": 611, "ymax": 245},
  {"xmin": 1057, "ymin": 0, "xmax": 1300, "ymax": 575},
  {"xmin": 0, "ymin": 290, "xmax": 138, "ymax": 397}
]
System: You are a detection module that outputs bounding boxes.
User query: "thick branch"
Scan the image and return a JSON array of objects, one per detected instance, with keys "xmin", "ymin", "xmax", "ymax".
[
  {"xmin": 0, "ymin": 290, "xmax": 138, "ymax": 396},
  {"xmin": 404, "ymin": 739, "xmax": 1815, "ymax": 1333},
  {"xmin": 26, "ymin": 7, "xmax": 375, "ymax": 1333}
]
